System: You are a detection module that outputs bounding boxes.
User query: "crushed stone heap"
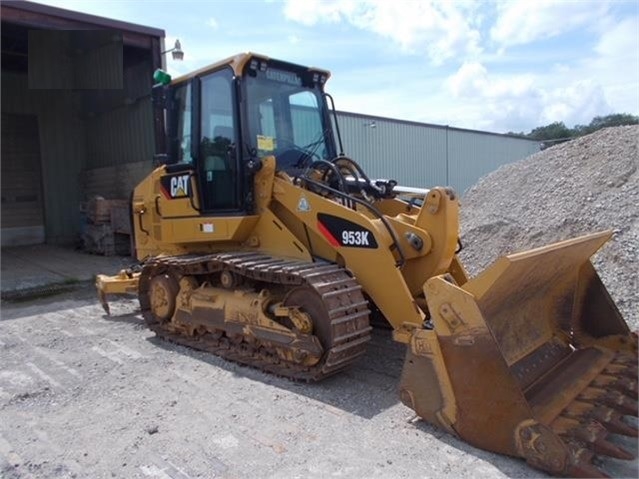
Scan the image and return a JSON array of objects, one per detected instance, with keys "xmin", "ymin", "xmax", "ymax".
[{"xmin": 459, "ymin": 125, "xmax": 638, "ymax": 329}]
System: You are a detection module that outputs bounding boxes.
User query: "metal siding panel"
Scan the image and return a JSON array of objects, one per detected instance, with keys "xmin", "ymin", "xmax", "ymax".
[
  {"xmin": 85, "ymin": 60, "xmax": 155, "ymax": 169},
  {"xmin": 2, "ymin": 67, "xmax": 154, "ymax": 242},
  {"xmin": 86, "ymin": 100, "xmax": 153, "ymax": 168},
  {"xmin": 447, "ymin": 130, "xmax": 540, "ymax": 194},
  {"xmin": 1, "ymin": 114, "xmax": 44, "ymax": 230},
  {"xmin": 291, "ymin": 106, "xmax": 323, "ymax": 149},
  {"xmin": 73, "ymin": 33, "xmax": 124, "ymax": 89},
  {"xmin": 2, "ymin": 21, "xmax": 160, "ymax": 245},
  {"xmin": 1, "ymin": 73, "xmax": 41, "ymax": 113},
  {"xmin": 335, "ymin": 112, "xmax": 539, "ymax": 193},
  {"xmin": 38, "ymin": 100, "xmax": 85, "ymax": 244},
  {"xmin": 1, "ymin": 72, "xmax": 86, "ymax": 244},
  {"xmin": 125, "ymin": 60, "xmax": 153, "ymax": 101},
  {"xmin": 27, "ymin": 30, "xmax": 74, "ymax": 89},
  {"xmin": 336, "ymin": 112, "xmax": 448, "ymax": 188}
]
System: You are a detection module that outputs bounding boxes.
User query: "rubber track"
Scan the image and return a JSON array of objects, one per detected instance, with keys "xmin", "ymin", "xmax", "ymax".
[{"xmin": 138, "ymin": 252, "xmax": 372, "ymax": 381}]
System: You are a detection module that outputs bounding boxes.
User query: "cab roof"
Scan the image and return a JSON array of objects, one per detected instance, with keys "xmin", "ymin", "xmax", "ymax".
[{"xmin": 171, "ymin": 52, "xmax": 331, "ymax": 84}]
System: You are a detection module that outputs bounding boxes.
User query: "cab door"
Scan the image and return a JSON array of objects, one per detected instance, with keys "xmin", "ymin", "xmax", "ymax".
[{"xmin": 196, "ymin": 68, "xmax": 240, "ymax": 212}]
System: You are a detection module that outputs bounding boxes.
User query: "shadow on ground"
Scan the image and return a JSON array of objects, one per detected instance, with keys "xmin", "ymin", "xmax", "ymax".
[
  {"xmin": 7, "ymin": 287, "xmax": 634, "ymax": 479},
  {"xmin": 145, "ymin": 326, "xmax": 405, "ymax": 420}
]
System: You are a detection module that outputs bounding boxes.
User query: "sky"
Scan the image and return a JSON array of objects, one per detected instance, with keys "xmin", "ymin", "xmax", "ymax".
[{"xmin": 37, "ymin": 0, "xmax": 639, "ymax": 133}]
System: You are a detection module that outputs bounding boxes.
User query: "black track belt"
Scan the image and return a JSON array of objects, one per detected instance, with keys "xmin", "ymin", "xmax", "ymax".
[{"xmin": 138, "ymin": 253, "xmax": 372, "ymax": 381}]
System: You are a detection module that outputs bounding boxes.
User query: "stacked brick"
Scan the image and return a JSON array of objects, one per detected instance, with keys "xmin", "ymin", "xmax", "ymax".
[{"xmin": 82, "ymin": 197, "xmax": 131, "ymax": 256}]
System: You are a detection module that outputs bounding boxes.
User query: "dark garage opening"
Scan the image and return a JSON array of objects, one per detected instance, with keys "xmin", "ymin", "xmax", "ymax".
[{"xmin": 1, "ymin": 1, "xmax": 165, "ymax": 247}]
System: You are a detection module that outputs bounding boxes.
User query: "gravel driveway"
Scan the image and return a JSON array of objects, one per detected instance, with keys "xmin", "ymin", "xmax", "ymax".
[{"xmin": 1, "ymin": 288, "xmax": 551, "ymax": 479}]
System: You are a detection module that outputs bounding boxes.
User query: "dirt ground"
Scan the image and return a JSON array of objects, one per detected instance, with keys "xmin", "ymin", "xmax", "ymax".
[{"xmin": 0, "ymin": 287, "xmax": 636, "ymax": 479}]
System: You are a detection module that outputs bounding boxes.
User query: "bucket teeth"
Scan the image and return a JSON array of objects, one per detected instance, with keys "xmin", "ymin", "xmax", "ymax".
[
  {"xmin": 604, "ymin": 363, "xmax": 638, "ymax": 381},
  {"xmin": 592, "ymin": 439, "xmax": 634, "ymax": 460},
  {"xmin": 610, "ymin": 353, "xmax": 637, "ymax": 366},
  {"xmin": 578, "ymin": 387, "xmax": 638, "ymax": 417},
  {"xmin": 600, "ymin": 415, "xmax": 639, "ymax": 437},
  {"xmin": 567, "ymin": 463, "xmax": 611, "ymax": 479},
  {"xmin": 564, "ymin": 401, "xmax": 639, "ymax": 437},
  {"xmin": 590, "ymin": 407, "xmax": 639, "ymax": 437},
  {"xmin": 564, "ymin": 440, "xmax": 611, "ymax": 479},
  {"xmin": 553, "ymin": 417, "xmax": 633, "ymax": 459},
  {"xmin": 539, "ymin": 354, "xmax": 639, "ymax": 478},
  {"xmin": 591, "ymin": 374, "xmax": 638, "ymax": 396}
]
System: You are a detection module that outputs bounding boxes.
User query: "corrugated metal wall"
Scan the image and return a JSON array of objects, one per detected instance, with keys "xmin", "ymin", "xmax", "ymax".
[
  {"xmin": 27, "ymin": 30, "xmax": 74, "ymax": 89},
  {"xmin": 251, "ymin": 106, "xmax": 538, "ymax": 194},
  {"xmin": 1, "ymin": 113, "xmax": 45, "ymax": 246},
  {"xmin": 447, "ymin": 129, "xmax": 540, "ymax": 193},
  {"xmin": 335, "ymin": 113, "xmax": 448, "ymax": 188},
  {"xmin": 28, "ymin": 30, "xmax": 124, "ymax": 89},
  {"xmin": 85, "ymin": 60, "xmax": 155, "ymax": 169},
  {"xmin": 73, "ymin": 31, "xmax": 124, "ymax": 90},
  {"xmin": 335, "ymin": 112, "xmax": 540, "ymax": 194},
  {"xmin": 1, "ymin": 72, "xmax": 87, "ymax": 244},
  {"xmin": 1, "ymin": 57, "xmax": 155, "ymax": 245},
  {"xmin": 85, "ymin": 100, "xmax": 154, "ymax": 168}
]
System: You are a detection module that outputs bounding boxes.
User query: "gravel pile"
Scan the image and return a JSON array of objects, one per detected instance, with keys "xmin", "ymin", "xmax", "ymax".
[{"xmin": 459, "ymin": 125, "xmax": 638, "ymax": 329}]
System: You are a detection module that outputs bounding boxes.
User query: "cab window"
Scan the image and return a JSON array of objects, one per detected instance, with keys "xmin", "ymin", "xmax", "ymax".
[
  {"xmin": 198, "ymin": 69, "xmax": 238, "ymax": 210},
  {"xmin": 169, "ymin": 82, "xmax": 193, "ymax": 164}
]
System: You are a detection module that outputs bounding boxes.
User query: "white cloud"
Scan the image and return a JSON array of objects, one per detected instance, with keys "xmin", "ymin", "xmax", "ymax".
[
  {"xmin": 444, "ymin": 61, "xmax": 613, "ymax": 132},
  {"xmin": 283, "ymin": 0, "xmax": 482, "ymax": 64},
  {"xmin": 283, "ymin": 1, "xmax": 634, "ymax": 131},
  {"xmin": 207, "ymin": 17, "xmax": 219, "ymax": 29},
  {"xmin": 595, "ymin": 16, "xmax": 638, "ymax": 58},
  {"xmin": 540, "ymin": 81, "xmax": 610, "ymax": 125},
  {"xmin": 582, "ymin": 16, "xmax": 639, "ymax": 115},
  {"xmin": 446, "ymin": 61, "xmax": 489, "ymax": 97},
  {"xmin": 490, "ymin": 0, "xmax": 610, "ymax": 48},
  {"xmin": 283, "ymin": 0, "xmax": 351, "ymax": 26},
  {"xmin": 446, "ymin": 61, "xmax": 536, "ymax": 100}
]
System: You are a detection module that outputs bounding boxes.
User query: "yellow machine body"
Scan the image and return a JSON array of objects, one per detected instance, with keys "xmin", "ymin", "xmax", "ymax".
[{"xmin": 96, "ymin": 53, "xmax": 637, "ymax": 477}]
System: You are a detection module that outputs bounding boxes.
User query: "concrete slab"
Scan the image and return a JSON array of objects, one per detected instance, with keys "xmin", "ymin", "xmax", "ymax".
[{"xmin": 1, "ymin": 245, "xmax": 131, "ymax": 296}]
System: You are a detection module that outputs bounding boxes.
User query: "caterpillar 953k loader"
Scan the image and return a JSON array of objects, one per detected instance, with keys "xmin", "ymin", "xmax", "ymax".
[{"xmin": 96, "ymin": 53, "xmax": 637, "ymax": 477}]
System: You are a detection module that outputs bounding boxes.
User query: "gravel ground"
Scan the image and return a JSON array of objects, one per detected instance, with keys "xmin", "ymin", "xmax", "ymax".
[
  {"xmin": 1, "ymin": 288, "xmax": 551, "ymax": 479},
  {"xmin": 1, "ymin": 288, "xmax": 637, "ymax": 479},
  {"xmin": 459, "ymin": 125, "xmax": 638, "ymax": 329}
]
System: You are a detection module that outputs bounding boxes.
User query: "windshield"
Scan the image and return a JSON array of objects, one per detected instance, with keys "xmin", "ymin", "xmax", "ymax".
[{"xmin": 244, "ymin": 67, "xmax": 335, "ymax": 170}]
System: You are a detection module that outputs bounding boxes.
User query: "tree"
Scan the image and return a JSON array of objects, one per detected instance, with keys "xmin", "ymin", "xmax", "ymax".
[
  {"xmin": 587, "ymin": 113, "xmax": 639, "ymax": 131},
  {"xmin": 525, "ymin": 113, "xmax": 639, "ymax": 143},
  {"xmin": 528, "ymin": 121, "xmax": 572, "ymax": 141}
]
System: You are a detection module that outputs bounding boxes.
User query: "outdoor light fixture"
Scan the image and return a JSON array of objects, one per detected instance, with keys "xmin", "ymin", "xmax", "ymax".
[{"xmin": 162, "ymin": 39, "xmax": 184, "ymax": 61}]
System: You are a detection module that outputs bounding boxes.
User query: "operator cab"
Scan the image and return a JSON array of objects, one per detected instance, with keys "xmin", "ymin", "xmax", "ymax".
[
  {"xmin": 243, "ymin": 59, "xmax": 336, "ymax": 171},
  {"xmin": 156, "ymin": 53, "xmax": 336, "ymax": 215}
]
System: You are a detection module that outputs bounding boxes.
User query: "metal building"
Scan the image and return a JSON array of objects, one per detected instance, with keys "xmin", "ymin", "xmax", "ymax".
[
  {"xmin": 1, "ymin": 0, "xmax": 164, "ymax": 246},
  {"xmin": 1, "ymin": 1, "xmax": 540, "ymax": 249},
  {"xmin": 335, "ymin": 111, "xmax": 540, "ymax": 194},
  {"xmin": 270, "ymin": 105, "xmax": 540, "ymax": 195}
]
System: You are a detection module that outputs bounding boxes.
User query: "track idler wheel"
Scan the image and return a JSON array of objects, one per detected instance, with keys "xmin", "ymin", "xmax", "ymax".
[
  {"xmin": 283, "ymin": 286, "xmax": 333, "ymax": 353},
  {"xmin": 148, "ymin": 273, "xmax": 179, "ymax": 323}
]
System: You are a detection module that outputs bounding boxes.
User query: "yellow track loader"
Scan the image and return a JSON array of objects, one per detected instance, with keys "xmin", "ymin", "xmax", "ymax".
[{"xmin": 96, "ymin": 53, "xmax": 637, "ymax": 477}]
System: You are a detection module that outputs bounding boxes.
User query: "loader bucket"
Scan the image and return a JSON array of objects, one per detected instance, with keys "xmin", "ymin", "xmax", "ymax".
[{"xmin": 399, "ymin": 231, "xmax": 637, "ymax": 477}]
